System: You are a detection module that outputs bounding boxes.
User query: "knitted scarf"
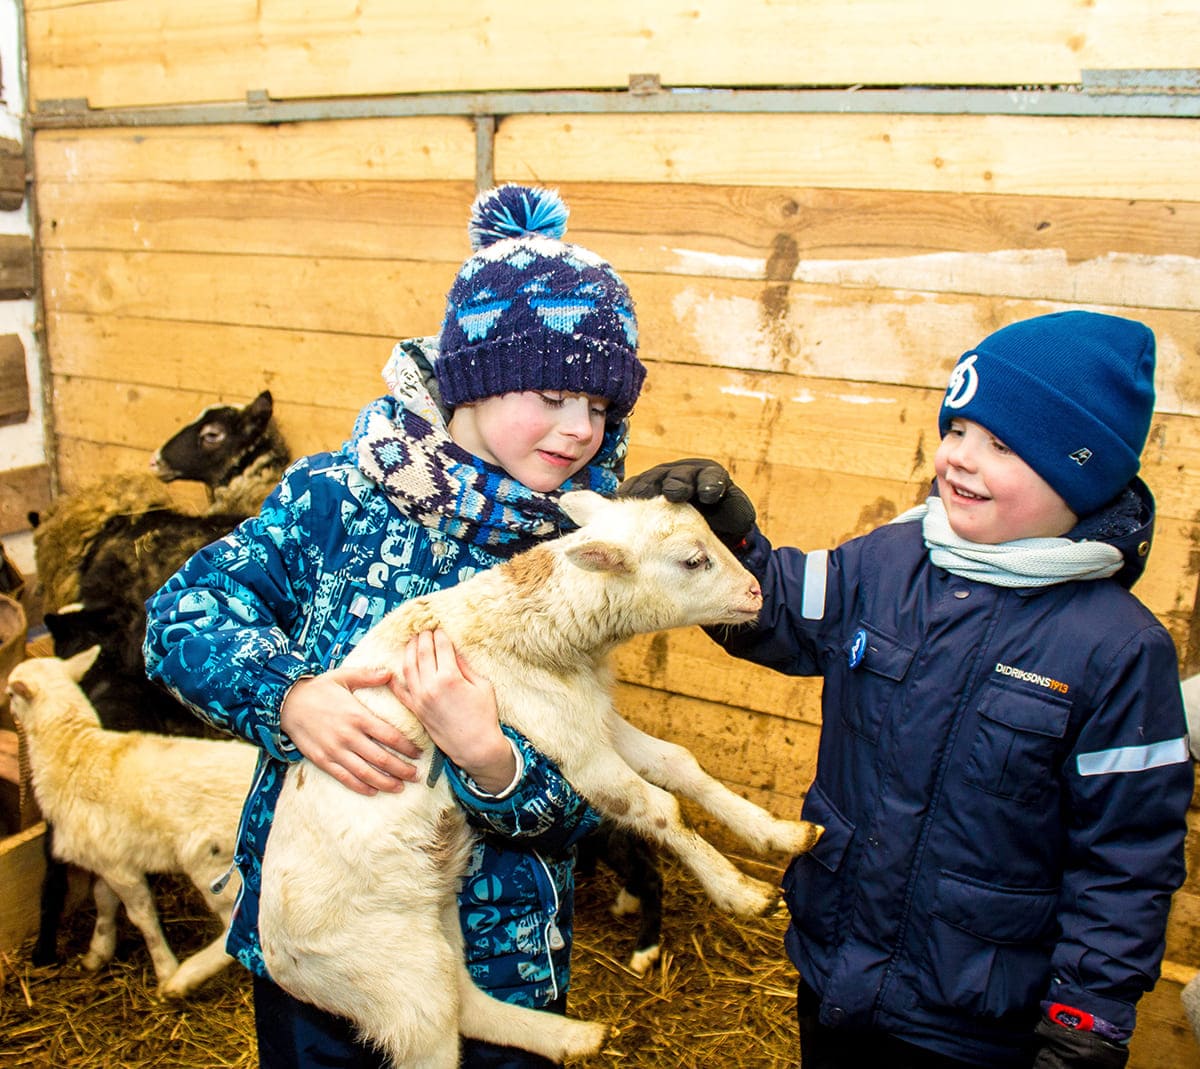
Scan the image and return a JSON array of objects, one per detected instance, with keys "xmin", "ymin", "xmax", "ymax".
[
  {"xmin": 892, "ymin": 496, "xmax": 1124, "ymax": 588},
  {"xmin": 351, "ymin": 339, "xmax": 628, "ymax": 558}
]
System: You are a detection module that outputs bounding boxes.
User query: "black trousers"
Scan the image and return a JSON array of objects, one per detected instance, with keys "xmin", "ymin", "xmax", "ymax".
[
  {"xmin": 253, "ymin": 973, "xmax": 562, "ymax": 1068},
  {"xmin": 796, "ymin": 979, "xmax": 980, "ymax": 1069}
]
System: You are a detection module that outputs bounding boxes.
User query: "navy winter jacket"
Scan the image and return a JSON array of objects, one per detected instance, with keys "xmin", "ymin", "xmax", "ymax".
[{"xmin": 718, "ymin": 480, "xmax": 1192, "ymax": 1067}]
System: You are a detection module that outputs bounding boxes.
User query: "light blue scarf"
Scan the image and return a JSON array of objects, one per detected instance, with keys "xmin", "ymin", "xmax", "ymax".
[{"xmin": 893, "ymin": 496, "xmax": 1123, "ymax": 588}]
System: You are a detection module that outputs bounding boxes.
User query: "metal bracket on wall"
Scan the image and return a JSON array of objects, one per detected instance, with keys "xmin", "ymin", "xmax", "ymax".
[{"xmin": 30, "ymin": 70, "xmax": 1200, "ymax": 190}]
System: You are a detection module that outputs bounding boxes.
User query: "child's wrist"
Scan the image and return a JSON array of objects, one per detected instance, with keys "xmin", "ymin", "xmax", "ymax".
[{"xmin": 455, "ymin": 733, "xmax": 520, "ymax": 795}]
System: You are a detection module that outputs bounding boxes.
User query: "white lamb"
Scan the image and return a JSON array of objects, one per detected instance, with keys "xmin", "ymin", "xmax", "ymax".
[
  {"xmin": 259, "ymin": 489, "xmax": 823, "ymax": 1067},
  {"xmin": 6, "ymin": 649, "xmax": 257, "ymax": 998}
]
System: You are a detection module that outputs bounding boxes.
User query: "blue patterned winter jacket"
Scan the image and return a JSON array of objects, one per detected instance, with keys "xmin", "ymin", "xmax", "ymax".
[{"xmin": 143, "ymin": 437, "xmax": 602, "ymax": 1007}]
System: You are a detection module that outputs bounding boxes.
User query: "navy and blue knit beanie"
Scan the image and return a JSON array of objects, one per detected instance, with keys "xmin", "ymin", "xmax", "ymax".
[
  {"xmin": 436, "ymin": 184, "xmax": 645, "ymax": 421},
  {"xmin": 938, "ymin": 310, "xmax": 1156, "ymax": 517}
]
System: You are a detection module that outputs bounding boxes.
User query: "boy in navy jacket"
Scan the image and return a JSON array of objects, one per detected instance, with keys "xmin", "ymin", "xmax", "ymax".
[{"xmin": 622, "ymin": 311, "xmax": 1192, "ymax": 1068}]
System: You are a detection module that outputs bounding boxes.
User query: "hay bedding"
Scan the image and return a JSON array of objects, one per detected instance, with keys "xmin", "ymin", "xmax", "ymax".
[{"xmin": 0, "ymin": 855, "xmax": 799, "ymax": 1068}]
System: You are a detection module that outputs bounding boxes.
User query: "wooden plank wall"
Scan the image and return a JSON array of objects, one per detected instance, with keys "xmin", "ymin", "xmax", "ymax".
[{"xmin": 23, "ymin": 3, "xmax": 1200, "ymax": 1065}]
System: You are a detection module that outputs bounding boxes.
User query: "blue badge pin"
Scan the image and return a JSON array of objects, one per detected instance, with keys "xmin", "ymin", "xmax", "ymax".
[{"xmin": 848, "ymin": 628, "xmax": 868, "ymax": 669}]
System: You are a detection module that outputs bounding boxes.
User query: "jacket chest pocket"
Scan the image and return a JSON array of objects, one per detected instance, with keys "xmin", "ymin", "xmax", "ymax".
[
  {"xmin": 837, "ymin": 624, "xmax": 916, "ymax": 745},
  {"xmin": 962, "ymin": 683, "xmax": 1071, "ymax": 805}
]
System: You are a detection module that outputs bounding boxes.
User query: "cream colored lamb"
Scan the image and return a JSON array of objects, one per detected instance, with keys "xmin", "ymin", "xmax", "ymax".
[
  {"xmin": 7, "ymin": 649, "xmax": 257, "ymax": 998},
  {"xmin": 259, "ymin": 489, "xmax": 823, "ymax": 1067}
]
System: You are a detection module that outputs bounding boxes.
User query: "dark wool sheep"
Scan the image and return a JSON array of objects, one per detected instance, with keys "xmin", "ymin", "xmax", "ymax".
[{"xmin": 32, "ymin": 390, "xmax": 289, "ymax": 613}]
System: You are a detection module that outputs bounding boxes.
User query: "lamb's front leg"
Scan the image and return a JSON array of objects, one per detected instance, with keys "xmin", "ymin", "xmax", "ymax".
[
  {"xmin": 609, "ymin": 713, "xmax": 821, "ymax": 856},
  {"xmin": 577, "ymin": 753, "xmax": 781, "ymax": 917}
]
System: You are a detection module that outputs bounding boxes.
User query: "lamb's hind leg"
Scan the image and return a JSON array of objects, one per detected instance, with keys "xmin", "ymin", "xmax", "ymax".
[
  {"xmin": 610, "ymin": 713, "xmax": 822, "ymax": 856},
  {"xmin": 578, "ymin": 754, "xmax": 782, "ymax": 917},
  {"xmin": 160, "ymin": 872, "xmax": 239, "ymax": 999},
  {"xmin": 448, "ymin": 901, "xmax": 608, "ymax": 1061}
]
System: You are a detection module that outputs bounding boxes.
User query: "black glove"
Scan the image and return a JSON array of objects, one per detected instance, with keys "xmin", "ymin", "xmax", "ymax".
[
  {"xmin": 618, "ymin": 458, "xmax": 756, "ymax": 548},
  {"xmin": 1032, "ymin": 1013, "xmax": 1129, "ymax": 1069}
]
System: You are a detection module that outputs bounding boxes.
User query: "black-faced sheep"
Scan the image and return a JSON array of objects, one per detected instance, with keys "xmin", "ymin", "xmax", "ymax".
[
  {"xmin": 258, "ymin": 490, "xmax": 823, "ymax": 1066},
  {"xmin": 151, "ymin": 389, "xmax": 289, "ymax": 516},
  {"xmin": 32, "ymin": 390, "xmax": 289, "ymax": 613},
  {"xmin": 7, "ymin": 648, "xmax": 257, "ymax": 997}
]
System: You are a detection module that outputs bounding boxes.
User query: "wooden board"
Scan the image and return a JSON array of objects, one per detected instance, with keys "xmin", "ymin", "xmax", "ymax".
[
  {"xmin": 0, "ymin": 137, "xmax": 24, "ymax": 212},
  {"xmin": 1128, "ymin": 971, "xmax": 1199, "ymax": 1069},
  {"xmin": 0, "ymin": 333, "xmax": 28, "ymax": 426},
  {"xmin": 0, "ymin": 465, "xmax": 51, "ymax": 537},
  {"xmin": 0, "ymin": 822, "xmax": 45, "ymax": 955},
  {"xmin": 37, "ymin": 244, "xmax": 1200, "ymax": 407},
  {"xmin": 25, "ymin": 1, "xmax": 1200, "ymax": 108},
  {"xmin": 0, "ymin": 236, "xmax": 34, "ymax": 301},
  {"xmin": 33, "ymin": 121, "xmax": 477, "ymax": 183},
  {"xmin": 33, "ymin": 174, "xmax": 1200, "ymax": 319},
  {"xmin": 496, "ymin": 113, "xmax": 1200, "ymax": 202},
  {"xmin": 40, "ymin": 248, "xmax": 456, "ymax": 340}
]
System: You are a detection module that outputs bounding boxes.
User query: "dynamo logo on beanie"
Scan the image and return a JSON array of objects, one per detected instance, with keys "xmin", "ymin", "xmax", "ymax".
[{"xmin": 943, "ymin": 354, "xmax": 979, "ymax": 410}]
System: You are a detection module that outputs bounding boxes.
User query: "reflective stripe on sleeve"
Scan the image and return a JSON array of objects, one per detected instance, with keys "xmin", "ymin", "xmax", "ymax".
[
  {"xmin": 801, "ymin": 550, "xmax": 829, "ymax": 620},
  {"xmin": 1076, "ymin": 736, "xmax": 1190, "ymax": 777}
]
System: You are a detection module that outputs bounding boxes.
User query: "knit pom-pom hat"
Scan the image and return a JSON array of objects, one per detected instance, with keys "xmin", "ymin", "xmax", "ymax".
[
  {"xmin": 938, "ymin": 310, "xmax": 1156, "ymax": 517},
  {"xmin": 436, "ymin": 184, "xmax": 645, "ymax": 421}
]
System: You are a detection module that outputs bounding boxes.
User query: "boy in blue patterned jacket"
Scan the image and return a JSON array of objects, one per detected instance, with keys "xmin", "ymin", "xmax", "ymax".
[
  {"xmin": 144, "ymin": 185, "xmax": 645, "ymax": 1068},
  {"xmin": 621, "ymin": 312, "xmax": 1193, "ymax": 1069}
]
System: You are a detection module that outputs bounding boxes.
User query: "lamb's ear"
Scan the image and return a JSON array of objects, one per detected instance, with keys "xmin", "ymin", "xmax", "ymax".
[
  {"xmin": 9, "ymin": 678, "xmax": 32, "ymax": 702},
  {"xmin": 565, "ymin": 538, "xmax": 633, "ymax": 576},
  {"xmin": 558, "ymin": 489, "xmax": 610, "ymax": 529},
  {"xmin": 63, "ymin": 645, "xmax": 101, "ymax": 682}
]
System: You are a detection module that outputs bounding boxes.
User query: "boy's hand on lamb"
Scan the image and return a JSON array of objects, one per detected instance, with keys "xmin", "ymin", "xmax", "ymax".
[
  {"xmin": 280, "ymin": 666, "xmax": 422, "ymax": 796},
  {"xmin": 398, "ymin": 629, "xmax": 518, "ymax": 795},
  {"xmin": 618, "ymin": 458, "xmax": 756, "ymax": 548}
]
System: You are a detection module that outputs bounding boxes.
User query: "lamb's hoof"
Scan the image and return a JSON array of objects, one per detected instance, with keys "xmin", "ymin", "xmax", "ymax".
[
  {"xmin": 560, "ymin": 1018, "xmax": 610, "ymax": 1059},
  {"xmin": 159, "ymin": 980, "xmax": 188, "ymax": 1001},
  {"xmin": 79, "ymin": 951, "xmax": 107, "ymax": 972},
  {"xmin": 775, "ymin": 820, "xmax": 824, "ymax": 855},
  {"xmin": 724, "ymin": 878, "xmax": 782, "ymax": 918},
  {"xmin": 627, "ymin": 944, "xmax": 661, "ymax": 976}
]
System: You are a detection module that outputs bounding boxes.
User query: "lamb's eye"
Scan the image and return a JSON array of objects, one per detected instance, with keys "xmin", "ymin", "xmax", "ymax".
[
  {"xmin": 199, "ymin": 427, "xmax": 226, "ymax": 448},
  {"xmin": 683, "ymin": 553, "xmax": 710, "ymax": 571}
]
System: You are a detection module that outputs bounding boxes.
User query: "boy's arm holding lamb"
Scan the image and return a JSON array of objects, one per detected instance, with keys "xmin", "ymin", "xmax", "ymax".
[{"xmin": 398, "ymin": 627, "xmax": 601, "ymax": 852}]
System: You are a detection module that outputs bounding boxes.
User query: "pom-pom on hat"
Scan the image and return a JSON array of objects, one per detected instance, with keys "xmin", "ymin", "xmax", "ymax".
[
  {"xmin": 436, "ymin": 184, "xmax": 646, "ymax": 421},
  {"xmin": 938, "ymin": 310, "xmax": 1156, "ymax": 517}
]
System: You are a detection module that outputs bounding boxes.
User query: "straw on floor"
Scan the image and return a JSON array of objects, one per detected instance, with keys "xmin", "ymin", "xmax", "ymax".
[{"xmin": 0, "ymin": 850, "xmax": 799, "ymax": 1067}]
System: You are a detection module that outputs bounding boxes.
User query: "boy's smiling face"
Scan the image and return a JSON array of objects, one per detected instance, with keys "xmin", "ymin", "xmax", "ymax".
[
  {"xmin": 935, "ymin": 418, "xmax": 1078, "ymax": 544},
  {"xmin": 448, "ymin": 388, "xmax": 609, "ymax": 492}
]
